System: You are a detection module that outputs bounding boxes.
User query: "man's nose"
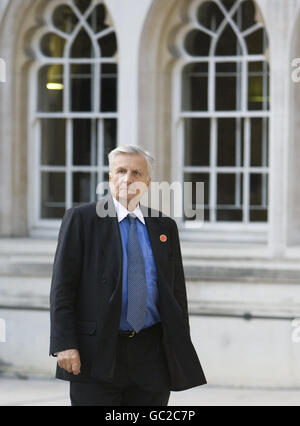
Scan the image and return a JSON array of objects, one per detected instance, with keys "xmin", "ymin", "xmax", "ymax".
[{"xmin": 124, "ymin": 172, "xmax": 134, "ymax": 184}]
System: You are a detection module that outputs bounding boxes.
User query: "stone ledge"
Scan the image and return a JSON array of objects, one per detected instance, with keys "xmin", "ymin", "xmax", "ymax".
[
  {"xmin": 0, "ymin": 275, "xmax": 299, "ymax": 319},
  {"xmin": 185, "ymin": 264, "xmax": 300, "ymax": 283},
  {"xmin": 1, "ymin": 261, "xmax": 300, "ymax": 282},
  {"xmin": 0, "ymin": 261, "xmax": 52, "ymax": 277}
]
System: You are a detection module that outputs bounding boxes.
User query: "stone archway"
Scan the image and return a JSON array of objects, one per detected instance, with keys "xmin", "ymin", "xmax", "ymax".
[
  {"xmin": 0, "ymin": 0, "xmax": 44, "ymax": 237},
  {"xmin": 0, "ymin": 0, "xmax": 117, "ymax": 237},
  {"xmin": 287, "ymin": 5, "xmax": 300, "ymax": 247},
  {"xmin": 138, "ymin": 0, "xmax": 272, "ymax": 242},
  {"xmin": 138, "ymin": 0, "xmax": 187, "ymax": 183}
]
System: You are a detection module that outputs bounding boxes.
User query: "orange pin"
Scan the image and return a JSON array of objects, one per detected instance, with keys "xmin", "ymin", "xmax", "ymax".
[{"xmin": 160, "ymin": 234, "xmax": 167, "ymax": 242}]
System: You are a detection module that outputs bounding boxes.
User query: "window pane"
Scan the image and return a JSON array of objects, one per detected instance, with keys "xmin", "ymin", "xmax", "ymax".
[
  {"xmin": 53, "ymin": 5, "xmax": 78, "ymax": 35},
  {"xmin": 71, "ymin": 64, "xmax": 92, "ymax": 112},
  {"xmin": 38, "ymin": 65, "xmax": 63, "ymax": 112},
  {"xmin": 87, "ymin": 4, "xmax": 108, "ymax": 33},
  {"xmin": 41, "ymin": 119, "xmax": 66, "ymax": 166},
  {"xmin": 73, "ymin": 119, "xmax": 98, "ymax": 166},
  {"xmin": 248, "ymin": 62, "xmax": 269, "ymax": 111},
  {"xmin": 74, "ymin": 0, "xmax": 92, "ymax": 14},
  {"xmin": 98, "ymin": 33, "xmax": 117, "ymax": 57},
  {"xmin": 71, "ymin": 29, "xmax": 94, "ymax": 58},
  {"xmin": 104, "ymin": 172, "xmax": 109, "ymax": 183},
  {"xmin": 233, "ymin": 0, "xmax": 256, "ymax": 32},
  {"xmin": 250, "ymin": 173, "xmax": 265, "ymax": 205},
  {"xmin": 217, "ymin": 208, "xmax": 243, "ymax": 221},
  {"xmin": 184, "ymin": 118, "xmax": 210, "ymax": 166},
  {"xmin": 217, "ymin": 118, "xmax": 244, "ymax": 167},
  {"xmin": 41, "ymin": 172, "xmax": 65, "ymax": 219},
  {"xmin": 215, "ymin": 25, "xmax": 243, "ymax": 56},
  {"xmin": 73, "ymin": 172, "xmax": 97, "ymax": 205},
  {"xmin": 216, "ymin": 62, "xmax": 242, "ymax": 110},
  {"xmin": 245, "ymin": 28, "xmax": 268, "ymax": 55},
  {"xmin": 40, "ymin": 33, "xmax": 66, "ymax": 57},
  {"xmin": 182, "ymin": 63, "xmax": 208, "ymax": 111},
  {"xmin": 250, "ymin": 209, "xmax": 267, "ymax": 222},
  {"xmin": 217, "ymin": 173, "xmax": 243, "ymax": 221},
  {"xmin": 184, "ymin": 173, "xmax": 209, "ymax": 221},
  {"xmin": 249, "ymin": 174, "xmax": 268, "ymax": 222},
  {"xmin": 217, "ymin": 173, "xmax": 242, "ymax": 205},
  {"xmin": 103, "ymin": 119, "xmax": 117, "ymax": 165},
  {"xmin": 184, "ymin": 30, "xmax": 211, "ymax": 56},
  {"xmin": 101, "ymin": 64, "xmax": 117, "ymax": 112},
  {"xmin": 250, "ymin": 118, "xmax": 268, "ymax": 167},
  {"xmin": 197, "ymin": 1, "xmax": 224, "ymax": 32},
  {"xmin": 220, "ymin": 0, "xmax": 236, "ymax": 11}
]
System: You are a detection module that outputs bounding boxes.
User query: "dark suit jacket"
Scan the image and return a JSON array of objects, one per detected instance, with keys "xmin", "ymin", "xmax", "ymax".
[{"xmin": 49, "ymin": 194, "xmax": 206, "ymax": 391}]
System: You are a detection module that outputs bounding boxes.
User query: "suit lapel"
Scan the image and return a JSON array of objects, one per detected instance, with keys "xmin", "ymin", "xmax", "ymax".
[{"xmin": 96, "ymin": 195, "xmax": 123, "ymax": 291}]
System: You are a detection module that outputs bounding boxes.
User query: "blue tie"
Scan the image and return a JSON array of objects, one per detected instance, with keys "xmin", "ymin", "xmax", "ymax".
[{"xmin": 126, "ymin": 213, "xmax": 147, "ymax": 332}]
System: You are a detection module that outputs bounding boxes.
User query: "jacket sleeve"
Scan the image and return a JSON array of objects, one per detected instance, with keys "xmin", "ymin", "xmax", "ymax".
[
  {"xmin": 49, "ymin": 207, "xmax": 83, "ymax": 356},
  {"xmin": 171, "ymin": 219, "xmax": 191, "ymax": 334}
]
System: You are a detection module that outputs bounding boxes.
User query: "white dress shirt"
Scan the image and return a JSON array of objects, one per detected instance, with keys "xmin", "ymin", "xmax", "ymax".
[{"xmin": 112, "ymin": 197, "xmax": 145, "ymax": 225}]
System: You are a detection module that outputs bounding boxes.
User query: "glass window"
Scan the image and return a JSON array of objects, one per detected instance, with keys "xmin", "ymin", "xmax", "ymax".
[
  {"xmin": 41, "ymin": 119, "xmax": 66, "ymax": 166},
  {"xmin": 180, "ymin": 0, "xmax": 270, "ymax": 223},
  {"xmin": 38, "ymin": 65, "xmax": 64, "ymax": 112},
  {"xmin": 217, "ymin": 118, "xmax": 244, "ymax": 167},
  {"xmin": 184, "ymin": 118, "xmax": 210, "ymax": 166},
  {"xmin": 71, "ymin": 64, "xmax": 92, "ymax": 112},
  {"xmin": 184, "ymin": 173, "xmax": 210, "ymax": 221},
  {"xmin": 215, "ymin": 62, "xmax": 242, "ymax": 111},
  {"xmin": 33, "ymin": 1, "xmax": 118, "ymax": 222},
  {"xmin": 41, "ymin": 172, "xmax": 66, "ymax": 219},
  {"xmin": 182, "ymin": 63, "xmax": 208, "ymax": 111},
  {"xmin": 53, "ymin": 5, "xmax": 78, "ymax": 34},
  {"xmin": 101, "ymin": 64, "xmax": 118, "ymax": 112}
]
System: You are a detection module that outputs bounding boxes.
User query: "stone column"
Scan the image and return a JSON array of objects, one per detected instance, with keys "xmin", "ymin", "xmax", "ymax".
[{"xmin": 259, "ymin": 0, "xmax": 300, "ymax": 257}]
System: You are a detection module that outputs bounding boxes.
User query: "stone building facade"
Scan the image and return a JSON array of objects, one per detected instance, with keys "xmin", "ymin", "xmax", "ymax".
[{"xmin": 1, "ymin": 0, "xmax": 300, "ymax": 388}]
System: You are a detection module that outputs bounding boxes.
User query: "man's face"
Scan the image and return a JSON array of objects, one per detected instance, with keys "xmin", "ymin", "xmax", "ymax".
[{"xmin": 109, "ymin": 153, "xmax": 151, "ymax": 209}]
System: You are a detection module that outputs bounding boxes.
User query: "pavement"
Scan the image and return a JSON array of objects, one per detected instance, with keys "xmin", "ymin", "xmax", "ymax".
[{"xmin": 0, "ymin": 377, "xmax": 300, "ymax": 406}]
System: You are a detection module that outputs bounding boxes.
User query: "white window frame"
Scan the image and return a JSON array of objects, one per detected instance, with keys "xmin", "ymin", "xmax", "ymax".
[
  {"xmin": 171, "ymin": 0, "xmax": 270, "ymax": 242},
  {"xmin": 27, "ymin": 0, "xmax": 118, "ymax": 237}
]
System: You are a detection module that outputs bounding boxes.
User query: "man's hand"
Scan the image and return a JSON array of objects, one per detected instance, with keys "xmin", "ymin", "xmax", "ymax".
[{"xmin": 57, "ymin": 349, "xmax": 81, "ymax": 375}]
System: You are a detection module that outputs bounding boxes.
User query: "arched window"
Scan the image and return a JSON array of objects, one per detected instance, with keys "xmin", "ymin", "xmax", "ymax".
[
  {"xmin": 29, "ymin": 0, "xmax": 117, "ymax": 230},
  {"xmin": 176, "ymin": 0, "xmax": 269, "ymax": 225}
]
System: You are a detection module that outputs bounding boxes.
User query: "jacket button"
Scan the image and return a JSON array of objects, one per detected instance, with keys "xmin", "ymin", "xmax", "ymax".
[{"xmin": 102, "ymin": 278, "xmax": 107, "ymax": 284}]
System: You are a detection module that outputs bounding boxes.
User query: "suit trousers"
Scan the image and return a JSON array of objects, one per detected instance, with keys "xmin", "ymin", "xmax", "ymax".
[{"xmin": 70, "ymin": 323, "xmax": 171, "ymax": 406}]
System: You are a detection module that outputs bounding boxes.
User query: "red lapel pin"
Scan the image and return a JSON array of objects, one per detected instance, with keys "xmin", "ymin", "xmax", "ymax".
[{"xmin": 160, "ymin": 234, "xmax": 167, "ymax": 242}]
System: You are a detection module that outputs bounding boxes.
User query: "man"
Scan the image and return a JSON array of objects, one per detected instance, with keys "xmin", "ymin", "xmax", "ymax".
[{"xmin": 50, "ymin": 145, "xmax": 206, "ymax": 406}]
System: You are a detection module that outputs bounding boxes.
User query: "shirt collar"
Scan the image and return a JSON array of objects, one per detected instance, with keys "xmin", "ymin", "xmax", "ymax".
[{"xmin": 112, "ymin": 196, "xmax": 145, "ymax": 225}]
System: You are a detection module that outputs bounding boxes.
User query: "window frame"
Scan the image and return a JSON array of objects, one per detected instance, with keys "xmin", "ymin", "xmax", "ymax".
[
  {"xmin": 28, "ymin": 0, "xmax": 118, "ymax": 235},
  {"xmin": 171, "ymin": 0, "xmax": 270, "ymax": 240}
]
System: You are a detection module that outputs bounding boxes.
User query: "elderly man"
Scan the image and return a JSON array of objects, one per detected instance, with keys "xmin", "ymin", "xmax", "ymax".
[{"xmin": 50, "ymin": 145, "xmax": 206, "ymax": 406}]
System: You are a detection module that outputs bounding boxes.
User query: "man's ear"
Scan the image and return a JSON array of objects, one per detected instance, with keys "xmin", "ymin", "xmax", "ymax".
[{"xmin": 146, "ymin": 176, "xmax": 151, "ymax": 187}]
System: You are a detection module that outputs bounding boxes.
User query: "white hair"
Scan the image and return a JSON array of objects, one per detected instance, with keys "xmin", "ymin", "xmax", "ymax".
[{"xmin": 108, "ymin": 145, "xmax": 154, "ymax": 176}]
